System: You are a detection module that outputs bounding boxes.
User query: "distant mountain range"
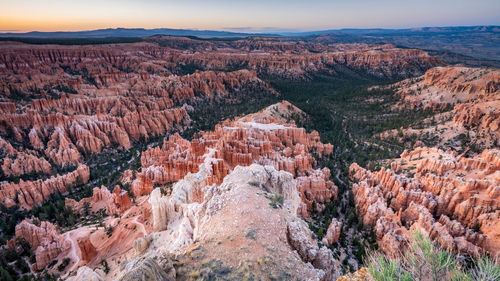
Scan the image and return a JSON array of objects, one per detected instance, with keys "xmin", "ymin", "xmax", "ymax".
[
  {"xmin": 285, "ymin": 25, "xmax": 499, "ymax": 36},
  {"xmin": 0, "ymin": 27, "xmax": 263, "ymax": 39},
  {"xmin": 0, "ymin": 26, "xmax": 497, "ymax": 39}
]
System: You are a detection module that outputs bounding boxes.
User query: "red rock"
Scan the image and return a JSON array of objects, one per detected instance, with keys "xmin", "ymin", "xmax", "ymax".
[
  {"xmin": 0, "ymin": 164, "xmax": 90, "ymax": 209},
  {"xmin": 322, "ymin": 218, "xmax": 342, "ymax": 245},
  {"xmin": 350, "ymin": 147, "xmax": 500, "ymax": 258},
  {"xmin": 66, "ymin": 185, "xmax": 132, "ymax": 215},
  {"xmin": 13, "ymin": 219, "xmax": 70, "ymax": 271},
  {"xmin": 77, "ymin": 236, "xmax": 97, "ymax": 263},
  {"xmin": 138, "ymin": 101, "xmax": 337, "ymax": 216}
]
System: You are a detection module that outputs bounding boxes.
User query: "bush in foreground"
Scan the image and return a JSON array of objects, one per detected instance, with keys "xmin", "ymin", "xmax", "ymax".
[{"xmin": 366, "ymin": 230, "xmax": 500, "ymax": 281}]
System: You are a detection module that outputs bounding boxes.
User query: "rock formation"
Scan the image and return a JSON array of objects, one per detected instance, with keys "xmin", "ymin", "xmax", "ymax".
[
  {"xmin": 322, "ymin": 218, "xmax": 342, "ymax": 246},
  {"xmin": 3, "ymin": 102, "xmax": 342, "ymax": 280},
  {"xmin": 65, "ymin": 185, "xmax": 132, "ymax": 215},
  {"xmin": 350, "ymin": 147, "xmax": 500, "ymax": 258},
  {"xmin": 381, "ymin": 66, "xmax": 499, "ymax": 149},
  {"xmin": 12, "ymin": 219, "xmax": 71, "ymax": 271},
  {"xmin": 141, "ymin": 164, "xmax": 340, "ymax": 280},
  {"xmin": 137, "ymin": 101, "xmax": 337, "ymax": 216},
  {"xmin": 0, "ymin": 164, "xmax": 90, "ymax": 209},
  {"xmin": 0, "ymin": 136, "xmax": 52, "ymax": 177},
  {"xmin": 0, "ymin": 37, "xmax": 445, "ymax": 279}
]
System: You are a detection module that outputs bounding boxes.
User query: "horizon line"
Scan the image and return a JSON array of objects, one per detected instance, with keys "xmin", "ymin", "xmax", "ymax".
[{"xmin": 1, "ymin": 24, "xmax": 498, "ymax": 35}]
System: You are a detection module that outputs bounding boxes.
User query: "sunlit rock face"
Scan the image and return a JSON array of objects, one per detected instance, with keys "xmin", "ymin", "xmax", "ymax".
[
  {"xmin": 0, "ymin": 41, "xmax": 281, "ymax": 211},
  {"xmin": 350, "ymin": 147, "xmax": 500, "ymax": 259},
  {"xmin": 12, "ymin": 219, "xmax": 71, "ymax": 271},
  {"xmin": 65, "ymin": 185, "xmax": 132, "ymax": 215}
]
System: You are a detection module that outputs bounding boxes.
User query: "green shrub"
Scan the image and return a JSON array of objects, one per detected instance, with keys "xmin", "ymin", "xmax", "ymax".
[
  {"xmin": 267, "ymin": 194, "xmax": 284, "ymax": 209},
  {"xmin": 366, "ymin": 230, "xmax": 500, "ymax": 281},
  {"xmin": 471, "ymin": 257, "xmax": 500, "ymax": 281}
]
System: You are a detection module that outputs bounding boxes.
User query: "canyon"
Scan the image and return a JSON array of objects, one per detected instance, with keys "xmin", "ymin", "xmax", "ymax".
[
  {"xmin": 8, "ymin": 102, "xmax": 342, "ymax": 280},
  {"xmin": 0, "ymin": 35, "xmax": 498, "ymax": 281}
]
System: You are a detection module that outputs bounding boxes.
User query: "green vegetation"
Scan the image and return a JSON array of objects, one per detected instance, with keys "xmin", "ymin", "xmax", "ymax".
[
  {"xmin": 267, "ymin": 194, "xmax": 284, "ymax": 209},
  {"xmin": 264, "ymin": 71, "xmax": 436, "ymax": 270},
  {"xmin": 180, "ymin": 86, "xmax": 277, "ymax": 139},
  {"xmin": 366, "ymin": 230, "xmax": 500, "ymax": 281},
  {"xmin": 57, "ymin": 258, "xmax": 71, "ymax": 272},
  {"xmin": 267, "ymin": 73, "xmax": 433, "ymax": 168},
  {"xmin": 30, "ymin": 193, "xmax": 79, "ymax": 228},
  {"xmin": 101, "ymin": 260, "xmax": 110, "ymax": 274}
]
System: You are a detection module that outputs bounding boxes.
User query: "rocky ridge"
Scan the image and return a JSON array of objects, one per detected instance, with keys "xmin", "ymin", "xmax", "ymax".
[
  {"xmin": 135, "ymin": 101, "xmax": 336, "ymax": 217},
  {"xmin": 8, "ymin": 102, "xmax": 342, "ymax": 280},
  {"xmin": 381, "ymin": 66, "xmax": 499, "ymax": 149}
]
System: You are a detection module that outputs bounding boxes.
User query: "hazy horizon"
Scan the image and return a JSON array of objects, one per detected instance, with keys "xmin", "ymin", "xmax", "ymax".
[
  {"xmin": 1, "ymin": 0, "xmax": 499, "ymax": 33},
  {"xmin": 1, "ymin": 24, "xmax": 499, "ymax": 35}
]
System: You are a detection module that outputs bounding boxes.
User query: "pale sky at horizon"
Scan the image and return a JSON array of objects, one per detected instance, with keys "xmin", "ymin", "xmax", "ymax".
[{"xmin": 1, "ymin": 0, "xmax": 499, "ymax": 32}]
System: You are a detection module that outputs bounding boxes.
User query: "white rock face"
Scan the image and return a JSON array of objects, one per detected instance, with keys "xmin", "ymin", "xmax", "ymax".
[
  {"xmin": 135, "ymin": 164, "xmax": 340, "ymax": 280},
  {"xmin": 148, "ymin": 188, "xmax": 173, "ymax": 232},
  {"xmin": 66, "ymin": 266, "xmax": 103, "ymax": 281}
]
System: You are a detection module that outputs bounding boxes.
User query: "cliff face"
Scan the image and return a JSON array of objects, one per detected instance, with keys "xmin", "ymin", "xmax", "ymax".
[
  {"xmin": 0, "ymin": 38, "xmax": 446, "ymax": 279},
  {"xmin": 169, "ymin": 44, "xmax": 439, "ymax": 79},
  {"xmin": 141, "ymin": 164, "xmax": 340, "ymax": 280},
  {"xmin": 382, "ymin": 66, "xmax": 500, "ymax": 149},
  {"xmin": 0, "ymin": 41, "xmax": 280, "ymax": 211},
  {"xmin": 395, "ymin": 67, "xmax": 499, "ymax": 109},
  {"xmin": 0, "ymin": 41, "xmax": 438, "ymax": 92},
  {"xmin": 65, "ymin": 185, "xmax": 132, "ymax": 215},
  {"xmin": 350, "ymin": 147, "xmax": 500, "ymax": 258},
  {"xmin": 0, "ymin": 136, "xmax": 52, "ymax": 177}
]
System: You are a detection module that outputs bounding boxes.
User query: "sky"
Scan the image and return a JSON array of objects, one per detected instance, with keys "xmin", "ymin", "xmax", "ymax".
[{"xmin": 1, "ymin": 0, "xmax": 499, "ymax": 33}]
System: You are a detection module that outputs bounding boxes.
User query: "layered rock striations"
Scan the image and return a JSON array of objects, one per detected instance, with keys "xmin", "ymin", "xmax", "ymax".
[
  {"xmin": 140, "ymin": 164, "xmax": 340, "ymax": 280},
  {"xmin": 0, "ymin": 136, "xmax": 52, "ymax": 177},
  {"xmin": 350, "ymin": 147, "xmax": 500, "ymax": 258},
  {"xmin": 0, "ymin": 37, "xmax": 445, "ymax": 279},
  {"xmin": 9, "ymin": 102, "xmax": 341, "ymax": 280},
  {"xmin": 65, "ymin": 185, "xmax": 132, "ymax": 215}
]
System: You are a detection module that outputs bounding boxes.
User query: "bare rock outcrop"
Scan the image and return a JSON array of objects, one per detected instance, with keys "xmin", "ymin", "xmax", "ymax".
[
  {"xmin": 322, "ymin": 218, "xmax": 342, "ymax": 246},
  {"xmin": 66, "ymin": 267, "xmax": 104, "ymax": 281},
  {"xmin": 0, "ymin": 136, "xmax": 52, "ymax": 177},
  {"xmin": 150, "ymin": 164, "xmax": 341, "ymax": 280},
  {"xmin": 350, "ymin": 147, "xmax": 500, "ymax": 258},
  {"xmin": 65, "ymin": 185, "xmax": 132, "ymax": 215},
  {"xmin": 118, "ymin": 252, "xmax": 175, "ymax": 281},
  {"xmin": 381, "ymin": 67, "xmax": 500, "ymax": 149}
]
